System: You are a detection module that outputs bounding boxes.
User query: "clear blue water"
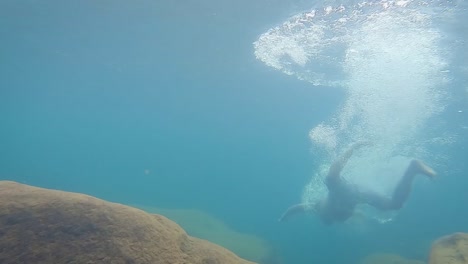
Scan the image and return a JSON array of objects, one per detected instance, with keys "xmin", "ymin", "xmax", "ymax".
[{"xmin": 1, "ymin": 0, "xmax": 467, "ymax": 263}]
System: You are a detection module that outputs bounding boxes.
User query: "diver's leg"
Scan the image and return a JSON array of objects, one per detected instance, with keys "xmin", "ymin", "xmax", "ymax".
[
  {"xmin": 389, "ymin": 159, "xmax": 436, "ymax": 209},
  {"xmin": 326, "ymin": 141, "xmax": 373, "ymax": 185},
  {"xmin": 361, "ymin": 190, "xmax": 394, "ymax": 210},
  {"xmin": 278, "ymin": 203, "xmax": 311, "ymax": 222},
  {"xmin": 365, "ymin": 159, "xmax": 436, "ymax": 210}
]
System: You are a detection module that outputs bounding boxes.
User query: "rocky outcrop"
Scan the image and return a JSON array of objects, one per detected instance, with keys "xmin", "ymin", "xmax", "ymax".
[
  {"xmin": 0, "ymin": 181, "xmax": 255, "ymax": 264},
  {"xmin": 429, "ymin": 232, "xmax": 468, "ymax": 264}
]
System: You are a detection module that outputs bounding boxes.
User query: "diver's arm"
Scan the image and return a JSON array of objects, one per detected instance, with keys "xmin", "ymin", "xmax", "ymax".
[
  {"xmin": 278, "ymin": 203, "xmax": 310, "ymax": 222},
  {"xmin": 326, "ymin": 141, "xmax": 373, "ymax": 182}
]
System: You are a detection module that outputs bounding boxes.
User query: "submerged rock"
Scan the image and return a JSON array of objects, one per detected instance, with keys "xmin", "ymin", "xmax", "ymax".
[
  {"xmin": 135, "ymin": 205, "xmax": 272, "ymax": 262},
  {"xmin": 0, "ymin": 181, "xmax": 255, "ymax": 264},
  {"xmin": 360, "ymin": 253, "xmax": 425, "ymax": 264},
  {"xmin": 429, "ymin": 232, "xmax": 468, "ymax": 264}
]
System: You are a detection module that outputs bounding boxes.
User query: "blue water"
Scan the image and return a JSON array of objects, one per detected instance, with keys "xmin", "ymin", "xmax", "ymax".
[{"xmin": 1, "ymin": 0, "xmax": 467, "ymax": 263}]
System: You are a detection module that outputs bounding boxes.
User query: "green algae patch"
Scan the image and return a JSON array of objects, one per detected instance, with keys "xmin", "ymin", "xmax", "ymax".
[
  {"xmin": 134, "ymin": 205, "xmax": 271, "ymax": 262},
  {"xmin": 360, "ymin": 253, "xmax": 425, "ymax": 264}
]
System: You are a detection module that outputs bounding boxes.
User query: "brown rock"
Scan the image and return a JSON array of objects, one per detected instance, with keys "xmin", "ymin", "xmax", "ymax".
[
  {"xmin": 429, "ymin": 232, "xmax": 468, "ymax": 264},
  {"xmin": 0, "ymin": 181, "xmax": 256, "ymax": 264}
]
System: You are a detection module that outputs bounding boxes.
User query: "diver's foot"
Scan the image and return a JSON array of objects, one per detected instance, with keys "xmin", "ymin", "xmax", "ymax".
[{"xmin": 412, "ymin": 160, "xmax": 437, "ymax": 178}]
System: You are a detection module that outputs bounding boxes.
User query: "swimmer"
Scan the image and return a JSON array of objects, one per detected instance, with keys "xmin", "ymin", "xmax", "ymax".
[{"xmin": 278, "ymin": 141, "xmax": 437, "ymax": 225}]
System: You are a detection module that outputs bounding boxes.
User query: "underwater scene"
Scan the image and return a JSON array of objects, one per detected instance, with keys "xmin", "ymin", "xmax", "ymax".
[{"xmin": 1, "ymin": 0, "xmax": 467, "ymax": 263}]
